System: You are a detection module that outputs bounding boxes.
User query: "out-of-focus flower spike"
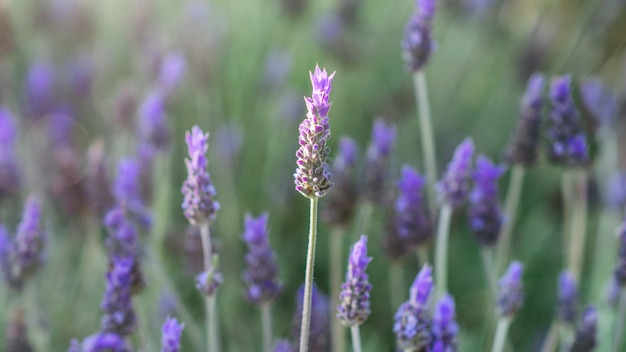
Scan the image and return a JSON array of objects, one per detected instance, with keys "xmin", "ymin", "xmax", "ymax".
[
  {"xmin": 322, "ymin": 137, "xmax": 359, "ymax": 227},
  {"xmin": 391, "ymin": 165, "xmax": 432, "ymax": 253},
  {"xmin": 363, "ymin": 118, "xmax": 396, "ymax": 204},
  {"xmin": 437, "ymin": 138, "xmax": 475, "ymax": 208},
  {"xmin": 557, "ymin": 270, "xmax": 578, "ymax": 325},
  {"xmin": 100, "ymin": 257, "xmax": 137, "ymax": 336},
  {"xmin": 157, "ymin": 52, "xmax": 186, "ymax": 96},
  {"xmin": 0, "ymin": 107, "xmax": 21, "ymax": 201},
  {"xmin": 10, "ymin": 197, "xmax": 45, "ymax": 288},
  {"xmin": 393, "ymin": 265, "xmax": 433, "ymax": 350},
  {"xmin": 401, "ymin": 0, "xmax": 437, "ymax": 72},
  {"xmin": 161, "ymin": 317, "xmax": 184, "ymax": 352},
  {"xmin": 497, "ymin": 261, "xmax": 524, "ymax": 317},
  {"xmin": 139, "ymin": 90, "xmax": 170, "ymax": 151},
  {"xmin": 337, "ymin": 235, "xmax": 372, "ymax": 327},
  {"xmin": 431, "ymin": 294, "xmax": 459, "ymax": 351},
  {"xmin": 469, "ymin": 155, "xmax": 505, "ymax": 246},
  {"xmin": 569, "ymin": 307, "xmax": 597, "ymax": 352}
]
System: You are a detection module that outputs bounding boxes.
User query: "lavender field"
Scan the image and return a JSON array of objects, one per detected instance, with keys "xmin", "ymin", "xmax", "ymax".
[{"xmin": 0, "ymin": 0, "xmax": 625, "ymax": 351}]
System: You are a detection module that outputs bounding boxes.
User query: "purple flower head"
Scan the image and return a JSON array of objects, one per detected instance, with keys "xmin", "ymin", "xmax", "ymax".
[
  {"xmin": 557, "ymin": 270, "xmax": 578, "ymax": 325},
  {"xmin": 70, "ymin": 332, "xmax": 131, "ymax": 352},
  {"xmin": 196, "ymin": 260, "xmax": 223, "ymax": 297},
  {"xmin": 337, "ymin": 235, "xmax": 372, "ymax": 326},
  {"xmin": 242, "ymin": 213, "xmax": 282, "ymax": 304},
  {"xmin": 323, "ymin": 137, "xmax": 359, "ymax": 227},
  {"xmin": 139, "ymin": 90, "xmax": 170, "ymax": 151},
  {"xmin": 497, "ymin": 261, "xmax": 524, "ymax": 317},
  {"xmin": 393, "ymin": 265, "xmax": 433, "ymax": 350},
  {"xmin": 431, "ymin": 294, "xmax": 459, "ymax": 351},
  {"xmin": 294, "ymin": 65, "xmax": 335, "ymax": 198},
  {"xmin": 113, "ymin": 158, "xmax": 141, "ymax": 209},
  {"xmin": 273, "ymin": 340, "xmax": 293, "ymax": 352},
  {"xmin": 292, "ymin": 283, "xmax": 330, "ymax": 352},
  {"xmin": 437, "ymin": 138, "xmax": 475, "ymax": 208},
  {"xmin": 570, "ymin": 307, "xmax": 597, "ymax": 352},
  {"xmin": 158, "ymin": 53, "xmax": 187, "ymax": 95},
  {"xmin": 25, "ymin": 61, "xmax": 56, "ymax": 118},
  {"xmin": 606, "ymin": 171, "xmax": 626, "ymax": 210},
  {"xmin": 101, "ymin": 257, "xmax": 137, "ymax": 336},
  {"xmin": 391, "ymin": 165, "xmax": 432, "ymax": 252},
  {"xmin": 10, "ymin": 197, "xmax": 45, "ymax": 288},
  {"xmin": 0, "ymin": 108, "xmax": 21, "ymax": 198},
  {"xmin": 0, "ymin": 226, "xmax": 10, "ymax": 284},
  {"xmin": 410, "ymin": 264, "xmax": 433, "ymax": 307},
  {"xmin": 505, "ymin": 73, "xmax": 544, "ymax": 165},
  {"xmin": 614, "ymin": 220, "xmax": 626, "ymax": 286},
  {"xmin": 546, "ymin": 75, "xmax": 588, "ymax": 166},
  {"xmin": 104, "ymin": 207, "xmax": 139, "ymax": 261},
  {"xmin": 469, "ymin": 155, "xmax": 505, "ymax": 246},
  {"xmin": 364, "ymin": 118, "xmax": 396, "ymax": 204},
  {"xmin": 580, "ymin": 78, "xmax": 616, "ymax": 127},
  {"xmin": 0, "ymin": 108, "xmax": 17, "ymax": 149},
  {"xmin": 401, "ymin": 0, "xmax": 437, "ymax": 72},
  {"xmin": 161, "ymin": 317, "xmax": 184, "ymax": 352},
  {"xmin": 182, "ymin": 125, "xmax": 220, "ymax": 225}
]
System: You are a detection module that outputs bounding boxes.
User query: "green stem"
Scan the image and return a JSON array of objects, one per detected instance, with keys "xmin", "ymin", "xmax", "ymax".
[
  {"xmin": 539, "ymin": 320, "xmax": 560, "ymax": 352},
  {"xmin": 350, "ymin": 325, "xmax": 363, "ymax": 352},
  {"xmin": 612, "ymin": 289, "xmax": 626, "ymax": 352},
  {"xmin": 200, "ymin": 223, "xmax": 220, "ymax": 352},
  {"xmin": 299, "ymin": 197, "xmax": 320, "ymax": 352},
  {"xmin": 353, "ymin": 202, "xmax": 373, "ymax": 242},
  {"xmin": 435, "ymin": 204, "xmax": 453, "ymax": 298},
  {"xmin": 413, "ymin": 71, "xmax": 438, "ymax": 218},
  {"xmin": 481, "ymin": 248, "xmax": 497, "ymax": 297},
  {"xmin": 390, "ymin": 263, "xmax": 405, "ymax": 312},
  {"xmin": 568, "ymin": 170, "xmax": 588, "ymax": 282},
  {"xmin": 261, "ymin": 303, "xmax": 273, "ymax": 352},
  {"xmin": 330, "ymin": 228, "xmax": 346, "ymax": 352},
  {"xmin": 491, "ymin": 317, "xmax": 512, "ymax": 352},
  {"xmin": 561, "ymin": 173, "xmax": 575, "ymax": 269},
  {"xmin": 496, "ymin": 165, "xmax": 525, "ymax": 275}
]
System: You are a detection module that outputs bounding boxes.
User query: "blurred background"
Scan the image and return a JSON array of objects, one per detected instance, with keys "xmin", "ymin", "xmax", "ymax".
[{"xmin": 0, "ymin": 0, "xmax": 625, "ymax": 350}]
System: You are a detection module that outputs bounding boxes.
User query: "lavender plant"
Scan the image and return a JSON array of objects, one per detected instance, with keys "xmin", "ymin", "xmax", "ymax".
[
  {"xmin": 571, "ymin": 307, "xmax": 597, "ymax": 352},
  {"xmin": 431, "ymin": 294, "xmax": 459, "ymax": 351},
  {"xmin": 393, "ymin": 264, "xmax": 433, "ymax": 351},
  {"xmin": 0, "ymin": 108, "xmax": 20, "ymax": 205},
  {"xmin": 492, "ymin": 261, "xmax": 524, "ymax": 352},
  {"xmin": 161, "ymin": 317, "xmax": 185, "ymax": 352}
]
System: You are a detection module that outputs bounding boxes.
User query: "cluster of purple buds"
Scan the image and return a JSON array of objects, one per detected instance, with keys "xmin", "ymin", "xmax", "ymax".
[
  {"xmin": 242, "ymin": 213, "xmax": 282, "ymax": 304},
  {"xmin": 386, "ymin": 165, "xmax": 431, "ymax": 259},
  {"xmin": 0, "ymin": 108, "xmax": 21, "ymax": 202},
  {"xmin": 195, "ymin": 258, "xmax": 223, "ymax": 297},
  {"xmin": 579, "ymin": 77, "xmax": 616, "ymax": 128},
  {"xmin": 292, "ymin": 283, "xmax": 330, "ymax": 352},
  {"xmin": 273, "ymin": 340, "xmax": 293, "ymax": 352},
  {"xmin": 68, "ymin": 332, "xmax": 130, "ymax": 352},
  {"xmin": 497, "ymin": 261, "xmax": 524, "ymax": 317},
  {"xmin": 322, "ymin": 137, "xmax": 359, "ymax": 227},
  {"xmin": 112, "ymin": 157, "xmax": 151, "ymax": 228},
  {"xmin": 569, "ymin": 307, "xmax": 597, "ymax": 352},
  {"xmin": 161, "ymin": 317, "xmax": 184, "ymax": 352},
  {"xmin": 546, "ymin": 75, "xmax": 588, "ymax": 166},
  {"xmin": 337, "ymin": 235, "xmax": 372, "ymax": 327},
  {"xmin": 401, "ymin": 0, "xmax": 437, "ymax": 72},
  {"xmin": 614, "ymin": 220, "xmax": 626, "ymax": 286},
  {"xmin": 294, "ymin": 65, "xmax": 335, "ymax": 199},
  {"xmin": 393, "ymin": 264, "xmax": 433, "ymax": 350},
  {"xmin": 138, "ymin": 90, "xmax": 170, "ymax": 151},
  {"xmin": 24, "ymin": 61, "xmax": 57, "ymax": 119},
  {"xmin": 100, "ymin": 257, "xmax": 137, "ymax": 336},
  {"xmin": 430, "ymin": 294, "xmax": 459, "ymax": 351},
  {"xmin": 556, "ymin": 270, "xmax": 578, "ymax": 325},
  {"xmin": 437, "ymin": 138, "xmax": 475, "ymax": 208},
  {"xmin": 505, "ymin": 74, "xmax": 544, "ymax": 166},
  {"xmin": 363, "ymin": 118, "xmax": 396, "ymax": 205},
  {"xmin": 468, "ymin": 156, "xmax": 505, "ymax": 246}
]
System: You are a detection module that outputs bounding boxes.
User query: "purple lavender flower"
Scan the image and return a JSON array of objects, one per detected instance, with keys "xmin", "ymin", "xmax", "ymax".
[
  {"xmin": 69, "ymin": 332, "xmax": 130, "ymax": 352},
  {"xmin": 401, "ymin": 0, "xmax": 437, "ymax": 72},
  {"xmin": 431, "ymin": 294, "xmax": 459, "ymax": 351},
  {"xmin": 161, "ymin": 317, "xmax": 184, "ymax": 352},
  {"xmin": 437, "ymin": 138, "xmax": 475, "ymax": 208},
  {"xmin": 557, "ymin": 270, "xmax": 578, "ymax": 325},
  {"xmin": 0, "ymin": 225, "xmax": 11, "ymax": 284},
  {"xmin": 337, "ymin": 235, "xmax": 372, "ymax": 326},
  {"xmin": 393, "ymin": 265, "xmax": 433, "ymax": 350},
  {"xmin": 546, "ymin": 75, "xmax": 588, "ymax": 166},
  {"xmin": 182, "ymin": 125, "xmax": 220, "ymax": 226},
  {"xmin": 322, "ymin": 137, "xmax": 359, "ymax": 227},
  {"xmin": 6, "ymin": 308, "xmax": 33, "ymax": 352},
  {"xmin": 139, "ymin": 90, "xmax": 170, "ymax": 151},
  {"xmin": 274, "ymin": 340, "xmax": 293, "ymax": 352},
  {"xmin": 9, "ymin": 197, "xmax": 45, "ymax": 287},
  {"xmin": 497, "ymin": 261, "xmax": 524, "ymax": 317},
  {"xmin": 101, "ymin": 257, "xmax": 137, "ymax": 336},
  {"xmin": 469, "ymin": 155, "xmax": 505, "ymax": 246},
  {"xmin": 0, "ymin": 108, "xmax": 20, "ymax": 200},
  {"xmin": 569, "ymin": 307, "xmax": 597, "ymax": 352},
  {"xmin": 363, "ymin": 118, "xmax": 396, "ymax": 204},
  {"xmin": 25, "ymin": 61, "xmax": 56, "ymax": 118},
  {"xmin": 242, "ymin": 213, "xmax": 282, "ymax": 304},
  {"xmin": 113, "ymin": 158, "xmax": 142, "ymax": 209},
  {"xmin": 606, "ymin": 171, "xmax": 626, "ymax": 210},
  {"xmin": 580, "ymin": 78, "xmax": 616, "ymax": 127},
  {"xmin": 294, "ymin": 65, "xmax": 335, "ymax": 198},
  {"xmin": 157, "ymin": 53, "xmax": 186, "ymax": 95},
  {"xmin": 505, "ymin": 73, "xmax": 544, "ymax": 166},
  {"xmin": 614, "ymin": 220, "xmax": 626, "ymax": 286},
  {"xmin": 195, "ymin": 263, "xmax": 223, "ymax": 297},
  {"xmin": 393, "ymin": 165, "xmax": 431, "ymax": 248},
  {"xmin": 292, "ymin": 283, "xmax": 330, "ymax": 352},
  {"xmin": 86, "ymin": 141, "xmax": 113, "ymax": 216},
  {"xmin": 104, "ymin": 207, "xmax": 139, "ymax": 260}
]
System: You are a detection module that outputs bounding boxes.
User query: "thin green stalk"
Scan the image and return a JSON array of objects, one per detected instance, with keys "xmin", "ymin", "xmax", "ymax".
[
  {"xmin": 261, "ymin": 303, "xmax": 273, "ymax": 352},
  {"xmin": 561, "ymin": 173, "xmax": 575, "ymax": 269},
  {"xmin": 330, "ymin": 228, "xmax": 346, "ymax": 352},
  {"xmin": 496, "ymin": 165, "xmax": 525, "ymax": 275},
  {"xmin": 350, "ymin": 325, "xmax": 363, "ymax": 352},
  {"xmin": 491, "ymin": 317, "xmax": 512, "ymax": 352},
  {"xmin": 413, "ymin": 71, "xmax": 438, "ymax": 218},
  {"xmin": 612, "ymin": 289, "xmax": 626, "ymax": 352},
  {"xmin": 353, "ymin": 202, "xmax": 373, "ymax": 241},
  {"xmin": 435, "ymin": 204, "xmax": 453, "ymax": 298},
  {"xmin": 539, "ymin": 321, "xmax": 560, "ymax": 352},
  {"xmin": 390, "ymin": 263, "xmax": 405, "ymax": 312},
  {"xmin": 568, "ymin": 170, "xmax": 588, "ymax": 282},
  {"xmin": 481, "ymin": 248, "xmax": 497, "ymax": 297},
  {"xmin": 200, "ymin": 223, "xmax": 220, "ymax": 352},
  {"xmin": 299, "ymin": 197, "xmax": 320, "ymax": 352}
]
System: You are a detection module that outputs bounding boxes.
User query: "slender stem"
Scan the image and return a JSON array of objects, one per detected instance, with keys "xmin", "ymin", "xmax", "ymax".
[
  {"xmin": 200, "ymin": 223, "xmax": 220, "ymax": 352},
  {"xmin": 612, "ymin": 289, "xmax": 626, "ymax": 352},
  {"xmin": 350, "ymin": 325, "xmax": 363, "ymax": 352},
  {"xmin": 481, "ymin": 248, "xmax": 497, "ymax": 297},
  {"xmin": 353, "ymin": 202, "xmax": 373, "ymax": 242},
  {"xmin": 561, "ymin": 173, "xmax": 574, "ymax": 269},
  {"xmin": 568, "ymin": 170, "xmax": 588, "ymax": 282},
  {"xmin": 496, "ymin": 165, "xmax": 525, "ymax": 275},
  {"xmin": 435, "ymin": 204, "xmax": 453, "ymax": 298},
  {"xmin": 491, "ymin": 317, "xmax": 512, "ymax": 352},
  {"xmin": 390, "ymin": 263, "xmax": 405, "ymax": 312},
  {"xmin": 330, "ymin": 229, "xmax": 346, "ymax": 352},
  {"xmin": 540, "ymin": 320, "xmax": 560, "ymax": 352},
  {"xmin": 413, "ymin": 71, "xmax": 438, "ymax": 218},
  {"xmin": 299, "ymin": 197, "xmax": 320, "ymax": 352},
  {"xmin": 261, "ymin": 303, "xmax": 273, "ymax": 352}
]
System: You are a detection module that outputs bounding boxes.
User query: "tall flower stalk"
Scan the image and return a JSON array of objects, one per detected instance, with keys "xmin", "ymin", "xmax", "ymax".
[
  {"xmin": 181, "ymin": 125, "xmax": 221, "ymax": 352},
  {"xmin": 294, "ymin": 65, "xmax": 335, "ymax": 352}
]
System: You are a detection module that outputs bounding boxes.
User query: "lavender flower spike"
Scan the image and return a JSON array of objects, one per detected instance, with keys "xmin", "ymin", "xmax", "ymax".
[
  {"xmin": 69, "ymin": 332, "xmax": 130, "ymax": 352},
  {"xmin": 497, "ymin": 261, "xmax": 524, "ymax": 317},
  {"xmin": 161, "ymin": 317, "xmax": 184, "ymax": 352},
  {"xmin": 570, "ymin": 307, "xmax": 597, "ymax": 352},
  {"xmin": 363, "ymin": 118, "xmax": 396, "ymax": 204},
  {"xmin": 431, "ymin": 294, "xmax": 459, "ymax": 351},
  {"xmin": 401, "ymin": 0, "xmax": 437, "ymax": 72},
  {"xmin": 469, "ymin": 155, "xmax": 505, "ymax": 246},
  {"xmin": 182, "ymin": 125, "xmax": 220, "ymax": 225},
  {"xmin": 294, "ymin": 65, "xmax": 335, "ymax": 198},
  {"xmin": 100, "ymin": 257, "xmax": 137, "ymax": 336},
  {"xmin": 505, "ymin": 73, "xmax": 544, "ymax": 166},
  {"xmin": 322, "ymin": 137, "xmax": 359, "ymax": 227},
  {"xmin": 0, "ymin": 108, "xmax": 20, "ymax": 199},
  {"xmin": 337, "ymin": 235, "xmax": 372, "ymax": 327},
  {"xmin": 437, "ymin": 138, "xmax": 475, "ymax": 208},
  {"xmin": 557, "ymin": 270, "xmax": 578, "ymax": 325},
  {"xmin": 139, "ymin": 90, "xmax": 170, "ymax": 151},
  {"xmin": 393, "ymin": 264, "xmax": 433, "ymax": 350},
  {"xmin": 396, "ymin": 165, "xmax": 431, "ymax": 247},
  {"xmin": 242, "ymin": 213, "xmax": 282, "ymax": 304},
  {"xmin": 10, "ymin": 197, "xmax": 45, "ymax": 287}
]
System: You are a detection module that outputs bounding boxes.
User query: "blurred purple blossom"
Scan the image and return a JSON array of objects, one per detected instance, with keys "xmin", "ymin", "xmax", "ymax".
[
  {"xmin": 614, "ymin": 220, "xmax": 626, "ymax": 286},
  {"xmin": 323, "ymin": 137, "xmax": 359, "ymax": 227},
  {"xmin": 337, "ymin": 235, "xmax": 372, "ymax": 326},
  {"xmin": 401, "ymin": 0, "xmax": 437, "ymax": 72},
  {"xmin": 580, "ymin": 78, "xmax": 616, "ymax": 127},
  {"xmin": 157, "ymin": 52, "xmax": 186, "ymax": 95},
  {"xmin": 161, "ymin": 317, "xmax": 184, "ymax": 352},
  {"xmin": 363, "ymin": 118, "xmax": 396, "ymax": 204},
  {"xmin": 139, "ymin": 90, "xmax": 170, "ymax": 151},
  {"xmin": 25, "ymin": 61, "xmax": 56, "ymax": 119},
  {"xmin": 393, "ymin": 265, "xmax": 433, "ymax": 350},
  {"xmin": 605, "ymin": 171, "xmax": 626, "ymax": 210},
  {"xmin": 0, "ymin": 108, "xmax": 21, "ymax": 199},
  {"xmin": 274, "ymin": 340, "xmax": 293, "ymax": 352},
  {"xmin": 469, "ymin": 155, "xmax": 505, "ymax": 246},
  {"xmin": 69, "ymin": 332, "xmax": 130, "ymax": 352},
  {"xmin": 100, "ymin": 257, "xmax": 137, "ymax": 336},
  {"xmin": 395, "ymin": 165, "xmax": 431, "ymax": 247},
  {"xmin": 431, "ymin": 294, "xmax": 458, "ymax": 351},
  {"xmin": 196, "ymin": 261, "xmax": 223, "ymax": 297},
  {"xmin": 497, "ymin": 261, "xmax": 524, "ymax": 317},
  {"xmin": 8, "ymin": 197, "xmax": 45, "ymax": 289},
  {"xmin": 569, "ymin": 307, "xmax": 597, "ymax": 352},
  {"xmin": 437, "ymin": 138, "xmax": 474, "ymax": 207},
  {"xmin": 557, "ymin": 270, "xmax": 578, "ymax": 325}
]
